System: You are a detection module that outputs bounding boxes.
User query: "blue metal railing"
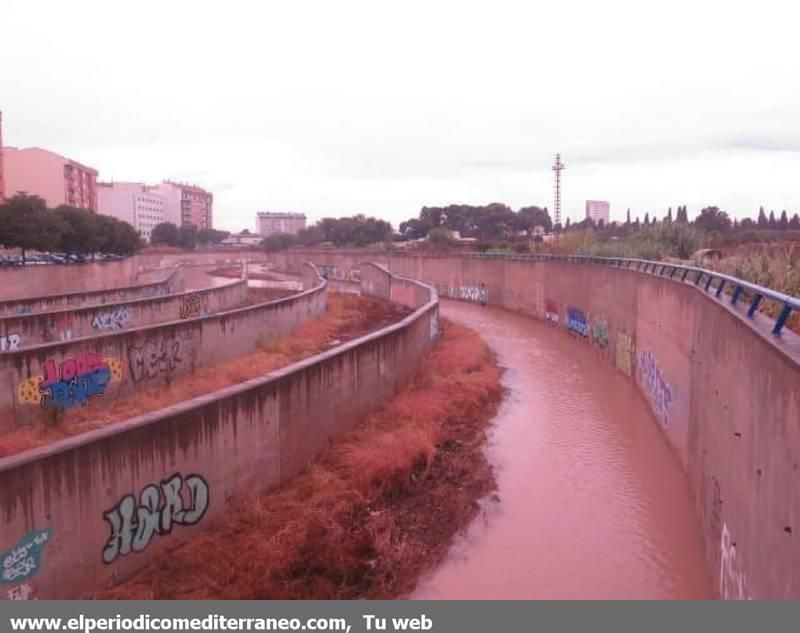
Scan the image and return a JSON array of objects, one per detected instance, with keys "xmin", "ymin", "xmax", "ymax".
[{"xmin": 457, "ymin": 252, "xmax": 800, "ymax": 337}]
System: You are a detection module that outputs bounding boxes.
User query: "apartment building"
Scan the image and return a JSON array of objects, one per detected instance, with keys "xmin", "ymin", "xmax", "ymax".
[
  {"xmin": 257, "ymin": 211, "xmax": 307, "ymax": 237},
  {"xmin": 3, "ymin": 146, "xmax": 98, "ymax": 211},
  {"xmin": 97, "ymin": 182, "xmax": 165, "ymax": 242}
]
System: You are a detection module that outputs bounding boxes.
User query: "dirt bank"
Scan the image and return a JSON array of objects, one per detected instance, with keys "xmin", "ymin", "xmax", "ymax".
[
  {"xmin": 0, "ymin": 294, "xmax": 410, "ymax": 458},
  {"xmin": 92, "ymin": 320, "xmax": 503, "ymax": 599},
  {"xmin": 208, "ymin": 266, "xmax": 286, "ymax": 282}
]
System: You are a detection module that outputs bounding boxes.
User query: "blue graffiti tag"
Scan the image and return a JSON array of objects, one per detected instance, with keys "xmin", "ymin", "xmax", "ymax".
[
  {"xmin": 566, "ymin": 307, "xmax": 589, "ymax": 337},
  {"xmin": 1, "ymin": 530, "xmax": 51, "ymax": 585},
  {"xmin": 638, "ymin": 350, "xmax": 673, "ymax": 426}
]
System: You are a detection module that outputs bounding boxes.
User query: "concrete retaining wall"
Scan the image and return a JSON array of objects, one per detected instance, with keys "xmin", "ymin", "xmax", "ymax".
[
  {"xmin": 0, "ymin": 263, "xmax": 438, "ymax": 599},
  {"xmin": 0, "ymin": 266, "xmax": 327, "ymax": 432},
  {"xmin": 0, "ymin": 279, "xmax": 248, "ymax": 349},
  {"xmin": 0, "ymin": 268, "xmax": 181, "ymax": 318},
  {"xmin": 264, "ymin": 249, "xmax": 800, "ymax": 600}
]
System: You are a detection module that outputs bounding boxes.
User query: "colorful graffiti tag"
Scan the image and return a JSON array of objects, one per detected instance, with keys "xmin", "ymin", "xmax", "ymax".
[
  {"xmin": 102, "ymin": 473, "xmax": 209, "ymax": 564},
  {"xmin": 545, "ymin": 299, "xmax": 559, "ymax": 325},
  {"xmin": 91, "ymin": 306, "xmax": 131, "ymax": 331},
  {"xmin": 591, "ymin": 319, "xmax": 609, "ymax": 347},
  {"xmin": 128, "ymin": 336, "xmax": 189, "ymax": 383},
  {"xmin": 637, "ymin": 350, "xmax": 673, "ymax": 426},
  {"xmin": 17, "ymin": 353, "xmax": 124, "ymax": 409},
  {"xmin": 0, "ymin": 334, "xmax": 21, "ymax": 352},
  {"xmin": 566, "ymin": 307, "xmax": 589, "ymax": 337},
  {"xmin": 1, "ymin": 530, "xmax": 51, "ymax": 586}
]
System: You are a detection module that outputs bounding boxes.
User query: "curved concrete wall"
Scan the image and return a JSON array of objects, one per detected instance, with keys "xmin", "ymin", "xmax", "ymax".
[
  {"xmin": 0, "ymin": 263, "xmax": 438, "ymax": 599},
  {"xmin": 0, "ymin": 268, "xmax": 181, "ymax": 317},
  {"xmin": 0, "ymin": 279, "xmax": 248, "ymax": 349},
  {"xmin": 0, "ymin": 266, "xmax": 327, "ymax": 432},
  {"xmin": 265, "ymin": 249, "xmax": 800, "ymax": 600}
]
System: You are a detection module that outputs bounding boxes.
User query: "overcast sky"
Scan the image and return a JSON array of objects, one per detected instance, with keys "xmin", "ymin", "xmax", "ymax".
[{"xmin": 2, "ymin": 0, "xmax": 799, "ymax": 231}]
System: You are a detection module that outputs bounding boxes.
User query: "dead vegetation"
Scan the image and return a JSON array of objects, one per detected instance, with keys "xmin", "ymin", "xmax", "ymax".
[
  {"xmin": 92, "ymin": 320, "xmax": 503, "ymax": 599},
  {"xmin": 0, "ymin": 294, "xmax": 410, "ymax": 457}
]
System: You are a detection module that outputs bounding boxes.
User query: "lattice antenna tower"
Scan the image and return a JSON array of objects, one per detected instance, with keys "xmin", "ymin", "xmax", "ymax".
[{"xmin": 552, "ymin": 153, "xmax": 565, "ymax": 227}]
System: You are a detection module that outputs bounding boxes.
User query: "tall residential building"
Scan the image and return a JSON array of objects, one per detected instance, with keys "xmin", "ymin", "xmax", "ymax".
[
  {"xmin": 97, "ymin": 182, "xmax": 165, "ymax": 242},
  {"xmin": 3, "ymin": 146, "xmax": 98, "ymax": 211},
  {"xmin": 150, "ymin": 181, "xmax": 213, "ymax": 229},
  {"xmin": 0, "ymin": 111, "xmax": 5, "ymax": 202},
  {"xmin": 585, "ymin": 200, "xmax": 610, "ymax": 225},
  {"xmin": 257, "ymin": 211, "xmax": 307, "ymax": 237}
]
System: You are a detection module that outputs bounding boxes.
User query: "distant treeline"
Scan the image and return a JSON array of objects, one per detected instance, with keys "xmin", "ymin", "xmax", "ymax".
[
  {"xmin": 263, "ymin": 215, "xmax": 392, "ymax": 251},
  {"xmin": 0, "ymin": 194, "xmax": 141, "ymax": 260},
  {"xmin": 150, "ymin": 222, "xmax": 230, "ymax": 250}
]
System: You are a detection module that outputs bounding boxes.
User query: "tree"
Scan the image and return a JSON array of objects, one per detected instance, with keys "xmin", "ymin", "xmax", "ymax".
[
  {"xmin": 197, "ymin": 228, "xmax": 229, "ymax": 246},
  {"xmin": 757, "ymin": 206, "xmax": 768, "ymax": 229},
  {"xmin": 779, "ymin": 210, "xmax": 789, "ymax": 230},
  {"xmin": 53, "ymin": 205, "xmax": 104, "ymax": 257},
  {"xmin": 179, "ymin": 224, "xmax": 198, "ymax": 250},
  {"xmin": 427, "ymin": 227, "xmax": 456, "ymax": 246},
  {"xmin": 263, "ymin": 233, "xmax": 296, "ymax": 252},
  {"xmin": 768, "ymin": 210, "xmax": 777, "ymax": 230},
  {"xmin": 665, "ymin": 207, "xmax": 673, "ymax": 223},
  {"xmin": 625, "ymin": 208, "xmax": 631, "ymax": 226},
  {"xmin": 516, "ymin": 206, "xmax": 553, "ymax": 235},
  {"xmin": 644, "ymin": 212, "xmax": 650, "ymax": 226},
  {"xmin": 790, "ymin": 214, "xmax": 800, "ymax": 230},
  {"xmin": 694, "ymin": 206, "xmax": 732, "ymax": 232},
  {"xmin": 151, "ymin": 222, "xmax": 180, "ymax": 246},
  {"xmin": 0, "ymin": 194, "xmax": 63, "ymax": 261},
  {"xmin": 95, "ymin": 215, "xmax": 141, "ymax": 255},
  {"xmin": 675, "ymin": 205, "xmax": 689, "ymax": 223}
]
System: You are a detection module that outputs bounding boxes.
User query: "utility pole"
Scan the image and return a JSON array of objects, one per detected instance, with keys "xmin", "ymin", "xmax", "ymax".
[{"xmin": 552, "ymin": 153, "xmax": 565, "ymax": 228}]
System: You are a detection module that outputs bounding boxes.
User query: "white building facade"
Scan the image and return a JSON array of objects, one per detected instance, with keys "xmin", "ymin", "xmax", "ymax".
[
  {"xmin": 97, "ymin": 182, "xmax": 165, "ymax": 242},
  {"xmin": 257, "ymin": 211, "xmax": 307, "ymax": 237},
  {"xmin": 585, "ymin": 200, "xmax": 610, "ymax": 225}
]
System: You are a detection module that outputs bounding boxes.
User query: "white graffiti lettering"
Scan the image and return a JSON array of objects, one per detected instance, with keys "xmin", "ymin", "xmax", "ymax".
[
  {"xmin": 0, "ymin": 334, "xmax": 21, "ymax": 352},
  {"xmin": 102, "ymin": 473, "xmax": 210, "ymax": 564},
  {"xmin": 720, "ymin": 523, "xmax": 751, "ymax": 600},
  {"xmin": 91, "ymin": 306, "xmax": 131, "ymax": 331}
]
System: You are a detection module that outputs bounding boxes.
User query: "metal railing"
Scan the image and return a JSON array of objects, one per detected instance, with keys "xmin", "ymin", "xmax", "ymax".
[{"xmin": 457, "ymin": 252, "xmax": 800, "ymax": 337}]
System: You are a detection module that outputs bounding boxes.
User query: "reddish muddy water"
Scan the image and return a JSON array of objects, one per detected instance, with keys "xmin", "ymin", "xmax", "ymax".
[{"xmin": 414, "ymin": 300, "xmax": 712, "ymax": 599}]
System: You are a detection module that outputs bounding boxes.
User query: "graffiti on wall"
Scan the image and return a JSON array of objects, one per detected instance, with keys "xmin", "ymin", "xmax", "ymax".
[
  {"xmin": 317, "ymin": 265, "xmax": 361, "ymax": 283},
  {"xmin": 436, "ymin": 284, "xmax": 488, "ymax": 305},
  {"xmin": 102, "ymin": 473, "xmax": 209, "ymax": 564},
  {"xmin": 615, "ymin": 332, "xmax": 634, "ymax": 377},
  {"xmin": 0, "ymin": 334, "xmax": 21, "ymax": 352},
  {"xmin": 128, "ymin": 336, "xmax": 191, "ymax": 383},
  {"xmin": 17, "ymin": 353, "xmax": 124, "ymax": 409},
  {"xmin": 7, "ymin": 583, "xmax": 35, "ymax": 600},
  {"xmin": 566, "ymin": 307, "xmax": 589, "ymax": 337},
  {"xmin": 591, "ymin": 319, "xmax": 609, "ymax": 347},
  {"xmin": 545, "ymin": 299, "xmax": 559, "ymax": 325},
  {"xmin": 430, "ymin": 312, "xmax": 439, "ymax": 341},
  {"xmin": 179, "ymin": 293, "xmax": 209, "ymax": 320},
  {"xmin": 1, "ymin": 530, "xmax": 51, "ymax": 586},
  {"xmin": 91, "ymin": 306, "xmax": 131, "ymax": 332},
  {"xmin": 720, "ymin": 523, "xmax": 751, "ymax": 600},
  {"xmin": 14, "ymin": 305, "xmax": 33, "ymax": 316},
  {"xmin": 637, "ymin": 350, "xmax": 673, "ymax": 426}
]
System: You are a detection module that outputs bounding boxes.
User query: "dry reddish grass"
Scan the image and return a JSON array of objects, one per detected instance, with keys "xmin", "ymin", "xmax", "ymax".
[
  {"xmin": 0, "ymin": 294, "xmax": 410, "ymax": 458},
  {"xmin": 92, "ymin": 320, "xmax": 503, "ymax": 599}
]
